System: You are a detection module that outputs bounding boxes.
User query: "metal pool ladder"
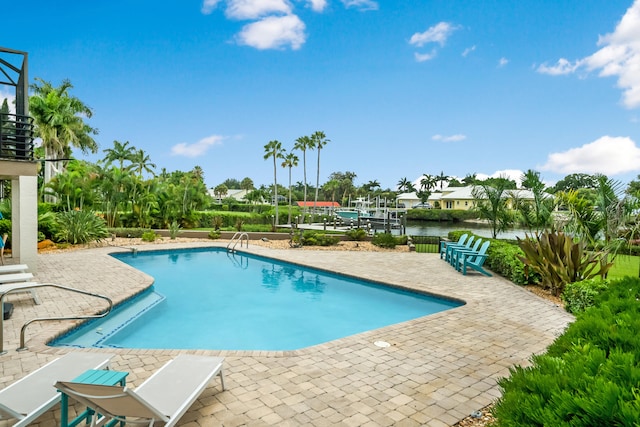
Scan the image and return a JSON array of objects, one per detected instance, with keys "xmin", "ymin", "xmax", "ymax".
[{"xmin": 227, "ymin": 232, "xmax": 249, "ymax": 252}]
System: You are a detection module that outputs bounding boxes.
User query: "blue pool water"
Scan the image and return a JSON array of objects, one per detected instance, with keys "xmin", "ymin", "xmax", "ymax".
[{"xmin": 52, "ymin": 248, "xmax": 462, "ymax": 351}]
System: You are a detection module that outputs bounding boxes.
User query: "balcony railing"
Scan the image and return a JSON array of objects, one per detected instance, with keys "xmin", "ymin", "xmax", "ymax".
[{"xmin": 0, "ymin": 113, "xmax": 34, "ymax": 161}]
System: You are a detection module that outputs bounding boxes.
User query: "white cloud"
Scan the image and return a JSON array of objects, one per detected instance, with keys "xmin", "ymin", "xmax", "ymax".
[
  {"xmin": 171, "ymin": 135, "xmax": 225, "ymax": 157},
  {"xmin": 538, "ymin": 0, "xmax": 640, "ymax": 108},
  {"xmin": 462, "ymin": 45, "xmax": 476, "ymax": 57},
  {"xmin": 341, "ymin": 0, "xmax": 378, "ymax": 11},
  {"xmin": 432, "ymin": 134, "xmax": 467, "ymax": 142},
  {"xmin": 201, "ymin": 0, "xmax": 222, "ymax": 14},
  {"xmin": 415, "ymin": 50, "xmax": 437, "ymax": 62},
  {"xmin": 225, "ymin": 0, "xmax": 292, "ymax": 20},
  {"xmin": 540, "ymin": 136, "xmax": 640, "ymax": 175},
  {"xmin": 537, "ymin": 58, "xmax": 582, "ymax": 75},
  {"xmin": 306, "ymin": 0, "xmax": 327, "ymax": 12},
  {"xmin": 410, "ymin": 22, "xmax": 457, "ymax": 48},
  {"xmin": 498, "ymin": 57, "xmax": 509, "ymax": 67},
  {"xmin": 236, "ymin": 14, "xmax": 306, "ymax": 50}
]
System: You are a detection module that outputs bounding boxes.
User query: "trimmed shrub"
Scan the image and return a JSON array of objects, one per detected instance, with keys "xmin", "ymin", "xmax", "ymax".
[
  {"xmin": 207, "ymin": 230, "xmax": 221, "ymax": 240},
  {"xmin": 562, "ymin": 277, "xmax": 609, "ymax": 314},
  {"xmin": 141, "ymin": 230, "xmax": 159, "ymax": 242},
  {"xmin": 345, "ymin": 228, "xmax": 368, "ymax": 241},
  {"xmin": 300, "ymin": 231, "xmax": 340, "ymax": 247},
  {"xmin": 493, "ymin": 276, "xmax": 640, "ymax": 426},
  {"xmin": 372, "ymin": 232, "xmax": 400, "ymax": 249}
]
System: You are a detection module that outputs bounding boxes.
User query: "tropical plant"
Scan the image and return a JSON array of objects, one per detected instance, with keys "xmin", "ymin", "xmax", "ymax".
[
  {"xmin": 311, "ymin": 131, "xmax": 330, "ymax": 210},
  {"xmin": 168, "ymin": 220, "xmax": 181, "ymax": 239},
  {"xmin": 29, "ymin": 78, "xmax": 98, "ymax": 201},
  {"xmin": 436, "ymin": 171, "xmax": 449, "ymax": 190},
  {"xmin": 102, "ymin": 140, "xmax": 136, "ymax": 169},
  {"xmin": 517, "ymin": 230, "xmax": 613, "ymax": 296},
  {"xmin": 418, "ymin": 174, "xmax": 437, "ymax": 203},
  {"xmin": 472, "ymin": 179, "xmax": 514, "ymax": 239},
  {"xmin": 263, "ymin": 140, "xmax": 285, "ymax": 226},
  {"xmin": 53, "ymin": 210, "xmax": 109, "ymax": 244},
  {"xmin": 513, "ymin": 169, "xmax": 556, "ymax": 233},
  {"xmin": 397, "ymin": 177, "xmax": 415, "ymax": 193},
  {"xmin": 293, "ymin": 135, "xmax": 314, "ymax": 213},
  {"xmin": 281, "ymin": 151, "xmax": 299, "ymax": 224}
]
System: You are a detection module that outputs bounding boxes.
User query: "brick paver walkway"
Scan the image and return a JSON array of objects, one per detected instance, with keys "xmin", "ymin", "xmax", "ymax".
[{"xmin": 0, "ymin": 241, "xmax": 573, "ymax": 426}]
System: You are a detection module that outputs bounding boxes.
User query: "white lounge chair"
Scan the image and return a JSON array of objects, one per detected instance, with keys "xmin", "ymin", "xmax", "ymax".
[
  {"xmin": 0, "ymin": 264, "xmax": 28, "ymax": 274},
  {"xmin": 55, "ymin": 354, "xmax": 225, "ymax": 427},
  {"xmin": 0, "ymin": 269, "xmax": 40, "ymax": 305},
  {"xmin": 0, "ymin": 352, "xmax": 115, "ymax": 427}
]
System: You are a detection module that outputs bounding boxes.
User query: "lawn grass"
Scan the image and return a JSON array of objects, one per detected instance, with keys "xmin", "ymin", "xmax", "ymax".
[{"xmin": 609, "ymin": 254, "xmax": 640, "ymax": 278}]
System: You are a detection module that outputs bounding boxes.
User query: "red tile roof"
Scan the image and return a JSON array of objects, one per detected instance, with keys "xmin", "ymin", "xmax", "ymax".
[{"xmin": 296, "ymin": 201, "xmax": 341, "ymax": 208}]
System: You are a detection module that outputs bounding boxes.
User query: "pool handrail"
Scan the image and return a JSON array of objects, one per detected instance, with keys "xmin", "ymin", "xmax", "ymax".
[
  {"xmin": 0, "ymin": 282, "xmax": 113, "ymax": 354},
  {"xmin": 227, "ymin": 232, "xmax": 249, "ymax": 252}
]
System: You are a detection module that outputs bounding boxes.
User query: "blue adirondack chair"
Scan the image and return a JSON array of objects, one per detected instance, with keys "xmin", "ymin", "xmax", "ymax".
[
  {"xmin": 439, "ymin": 233, "xmax": 468, "ymax": 259},
  {"xmin": 445, "ymin": 235, "xmax": 475, "ymax": 264},
  {"xmin": 449, "ymin": 238, "xmax": 482, "ymax": 267},
  {"xmin": 457, "ymin": 240, "xmax": 492, "ymax": 276}
]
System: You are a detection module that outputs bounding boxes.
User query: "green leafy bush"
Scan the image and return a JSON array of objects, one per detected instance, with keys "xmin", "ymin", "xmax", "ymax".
[
  {"xmin": 300, "ymin": 231, "xmax": 340, "ymax": 246},
  {"xmin": 141, "ymin": 230, "xmax": 159, "ymax": 242},
  {"xmin": 372, "ymin": 232, "xmax": 400, "ymax": 249},
  {"xmin": 562, "ymin": 278, "xmax": 609, "ymax": 314},
  {"xmin": 493, "ymin": 276, "xmax": 640, "ymax": 426},
  {"xmin": 345, "ymin": 228, "xmax": 368, "ymax": 241},
  {"xmin": 53, "ymin": 210, "xmax": 110, "ymax": 244},
  {"xmin": 485, "ymin": 240, "xmax": 535, "ymax": 285},
  {"xmin": 207, "ymin": 230, "xmax": 221, "ymax": 240}
]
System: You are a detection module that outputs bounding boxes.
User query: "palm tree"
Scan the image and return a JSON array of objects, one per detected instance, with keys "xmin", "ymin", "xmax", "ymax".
[
  {"xmin": 264, "ymin": 140, "xmax": 285, "ymax": 225},
  {"xmin": 293, "ymin": 135, "xmax": 315, "ymax": 212},
  {"xmin": 472, "ymin": 178, "xmax": 514, "ymax": 239},
  {"xmin": 397, "ymin": 177, "xmax": 414, "ymax": 193},
  {"xmin": 418, "ymin": 174, "xmax": 437, "ymax": 203},
  {"xmin": 281, "ymin": 151, "xmax": 299, "ymax": 224},
  {"xmin": 102, "ymin": 140, "xmax": 136, "ymax": 169},
  {"xmin": 311, "ymin": 131, "xmax": 330, "ymax": 212},
  {"xmin": 436, "ymin": 171, "xmax": 450, "ymax": 190},
  {"xmin": 29, "ymin": 78, "xmax": 98, "ymax": 201},
  {"xmin": 130, "ymin": 149, "xmax": 156, "ymax": 178}
]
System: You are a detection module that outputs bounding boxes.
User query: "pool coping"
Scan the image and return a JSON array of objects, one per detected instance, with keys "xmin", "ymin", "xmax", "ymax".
[{"xmin": 0, "ymin": 241, "xmax": 574, "ymax": 426}]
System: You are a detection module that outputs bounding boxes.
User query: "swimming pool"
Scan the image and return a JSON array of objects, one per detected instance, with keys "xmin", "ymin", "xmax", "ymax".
[{"xmin": 51, "ymin": 248, "xmax": 462, "ymax": 351}]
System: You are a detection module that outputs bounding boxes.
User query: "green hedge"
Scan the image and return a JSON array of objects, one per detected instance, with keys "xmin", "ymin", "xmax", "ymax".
[
  {"xmin": 405, "ymin": 209, "xmax": 478, "ymax": 221},
  {"xmin": 493, "ymin": 276, "xmax": 640, "ymax": 426}
]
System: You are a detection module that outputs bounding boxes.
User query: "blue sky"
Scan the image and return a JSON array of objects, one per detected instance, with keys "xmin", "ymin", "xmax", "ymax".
[{"xmin": 2, "ymin": 0, "xmax": 640, "ymax": 191}]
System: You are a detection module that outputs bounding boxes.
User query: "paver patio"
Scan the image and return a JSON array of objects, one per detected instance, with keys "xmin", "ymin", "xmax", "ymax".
[{"xmin": 0, "ymin": 241, "xmax": 573, "ymax": 426}]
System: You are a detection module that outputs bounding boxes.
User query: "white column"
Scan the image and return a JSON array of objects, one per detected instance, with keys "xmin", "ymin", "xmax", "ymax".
[{"xmin": 11, "ymin": 176, "xmax": 38, "ymax": 273}]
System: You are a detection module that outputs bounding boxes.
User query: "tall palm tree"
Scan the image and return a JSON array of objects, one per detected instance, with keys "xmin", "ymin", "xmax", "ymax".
[
  {"xmin": 264, "ymin": 140, "xmax": 285, "ymax": 225},
  {"xmin": 418, "ymin": 174, "xmax": 437, "ymax": 203},
  {"xmin": 293, "ymin": 135, "xmax": 315, "ymax": 212},
  {"xmin": 436, "ymin": 171, "xmax": 450, "ymax": 190},
  {"xmin": 281, "ymin": 151, "xmax": 299, "ymax": 224},
  {"xmin": 102, "ymin": 140, "xmax": 135, "ymax": 169},
  {"xmin": 29, "ymin": 78, "xmax": 98, "ymax": 201},
  {"xmin": 130, "ymin": 149, "xmax": 156, "ymax": 178},
  {"xmin": 311, "ymin": 131, "xmax": 329, "ymax": 212},
  {"xmin": 397, "ymin": 177, "xmax": 416, "ymax": 193}
]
